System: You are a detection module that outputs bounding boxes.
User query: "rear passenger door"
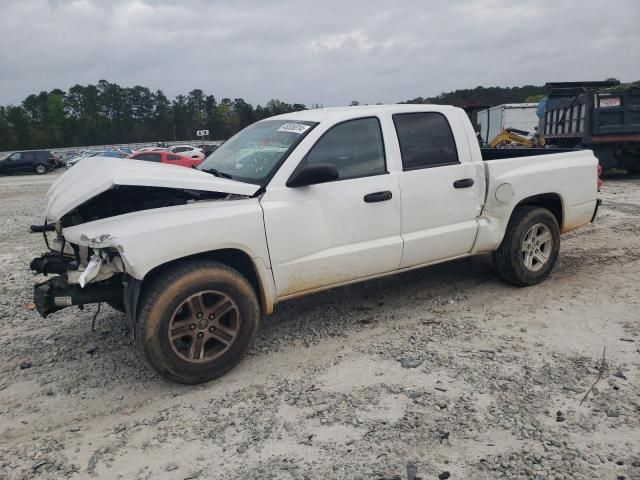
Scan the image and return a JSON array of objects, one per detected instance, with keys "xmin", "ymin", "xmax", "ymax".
[
  {"xmin": 167, "ymin": 154, "xmax": 193, "ymax": 167},
  {"xmin": 21, "ymin": 152, "xmax": 36, "ymax": 172},
  {"xmin": 394, "ymin": 112, "xmax": 480, "ymax": 268},
  {"xmin": 133, "ymin": 153, "xmax": 162, "ymax": 163}
]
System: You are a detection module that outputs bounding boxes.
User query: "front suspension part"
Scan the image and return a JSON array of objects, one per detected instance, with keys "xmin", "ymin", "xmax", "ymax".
[{"xmin": 33, "ymin": 274, "xmax": 123, "ymax": 318}]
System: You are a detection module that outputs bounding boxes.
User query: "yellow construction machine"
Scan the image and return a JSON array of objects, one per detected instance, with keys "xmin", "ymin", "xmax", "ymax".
[{"xmin": 488, "ymin": 127, "xmax": 545, "ymax": 148}]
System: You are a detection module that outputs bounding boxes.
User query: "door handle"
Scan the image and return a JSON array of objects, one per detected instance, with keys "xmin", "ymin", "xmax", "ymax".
[
  {"xmin": 364, "ymin": 191, "xmax": 393, "ymax": 203},
  {"xmin": 453, "ymin": 178, "xmax": 474, "ymax": 189}
]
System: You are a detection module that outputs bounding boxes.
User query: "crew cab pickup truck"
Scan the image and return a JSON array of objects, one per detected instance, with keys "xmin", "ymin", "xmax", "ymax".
[{"xmin": 30, "ymin": 105, "xmax": 601, "ymax": 384}]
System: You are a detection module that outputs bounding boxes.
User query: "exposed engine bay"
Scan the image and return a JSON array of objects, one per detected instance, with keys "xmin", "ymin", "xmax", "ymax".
[{"xmin": 60, "ymin": 185, "xmax": 229, "ymax": 227}]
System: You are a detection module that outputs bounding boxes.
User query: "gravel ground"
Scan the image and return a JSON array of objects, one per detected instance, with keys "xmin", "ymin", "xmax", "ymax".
[{"xmin": 0, "ymin": 170, "xmax": 639, "ymax": 480}]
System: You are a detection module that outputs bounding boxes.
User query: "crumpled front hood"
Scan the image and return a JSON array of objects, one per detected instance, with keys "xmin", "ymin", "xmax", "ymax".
[{"xmin": 45, "ymin": 156, "xmax": 260, "ymax": 221}]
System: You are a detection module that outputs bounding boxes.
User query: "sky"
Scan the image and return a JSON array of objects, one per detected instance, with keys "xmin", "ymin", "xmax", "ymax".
[{"xmin": 1, "ymin": 0, "xmax": 639, "ymax": 107}]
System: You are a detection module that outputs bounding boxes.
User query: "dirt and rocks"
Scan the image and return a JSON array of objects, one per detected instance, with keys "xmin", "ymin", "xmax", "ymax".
[{"xmin": 0, "ymin": 171, "xmax": 639, "ymax": 480}]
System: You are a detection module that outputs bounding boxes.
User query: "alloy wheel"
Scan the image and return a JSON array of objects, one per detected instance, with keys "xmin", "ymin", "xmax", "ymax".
[
  {"xmin": 521, "ymin": 223, "xmax": 553, "ymax": 272},
  {"xmin": 168, "ymin": 290, "xmax": 240, "ymax": 363}
]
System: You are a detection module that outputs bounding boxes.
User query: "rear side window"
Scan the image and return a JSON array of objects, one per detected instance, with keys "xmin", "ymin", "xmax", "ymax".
[
  {"xmin": 303, "ymin": 117, "xmax": 386, "ymax": 180},
  {"xmin": 173, "ymin": 147, "xmax": 189, "ymax": 153},
  {"xmin": 135, "ymin": 153, "xmax": 162, "ymax": 162},
  {"xmin": 393, "ymin": 113, "xmax": 459, "ymax": 170}
]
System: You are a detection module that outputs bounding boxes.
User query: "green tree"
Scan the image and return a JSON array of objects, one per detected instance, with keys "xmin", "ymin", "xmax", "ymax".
[
  {"xmin": 46, "ymin": 89, "xmax": 66, "ymax": 146},
  {"xmin": 153, "ymin": 90, "xmax": 173, "ymax": 141},
  {"xmin": 233, "ymin": 98, "xmax": 256, "ymax": 129},
  {"xmin": 524, "ymin": 95, "xmax": 544, "ymax": 103},
  {"xmin": 216, "ymin": 98, "xmax": 238, "ymax": 139},
  {"xmin": 5, "ymin": 105, "xmax": 31, "ymax": 148}
]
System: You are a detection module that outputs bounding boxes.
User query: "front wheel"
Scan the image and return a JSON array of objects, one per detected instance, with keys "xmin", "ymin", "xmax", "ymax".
[
  {"xmin": 492, "ymin": 206, "xmax": 560, "ymax": 286},
  {"xmin": 135, "ymin": 260, "xmax": 260, "ymax": 384}
]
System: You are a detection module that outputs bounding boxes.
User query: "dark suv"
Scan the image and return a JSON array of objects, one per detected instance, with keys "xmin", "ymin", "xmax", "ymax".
[
  {"xmin": 0, "ymin": 150, "xmax": 56, "ymax": 175},
  {"xmin": 199, "ymin": 144, "xmax": 219, "ymax": 157}
]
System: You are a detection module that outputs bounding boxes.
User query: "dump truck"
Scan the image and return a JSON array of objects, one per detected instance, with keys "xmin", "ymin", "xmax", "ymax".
[{"xmin": 539, "ymin": 81, "xmax": 640, "ymax": 173}]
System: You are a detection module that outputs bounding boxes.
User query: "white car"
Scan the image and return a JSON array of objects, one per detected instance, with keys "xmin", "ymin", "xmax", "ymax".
[
  {"xmin": 65, "ymin": 151, "xmax": 98, "ymax": 168},
  {"xmin": 31, "ymin": 105, "xmax": 600, "ymax": 384},
  {"xmin": 132, "ymin": 147, "xmax": 167, "ymax": 154},
  {"xmin": 167, "ymin": 145, "xmax": 205, "ymax": 160}
]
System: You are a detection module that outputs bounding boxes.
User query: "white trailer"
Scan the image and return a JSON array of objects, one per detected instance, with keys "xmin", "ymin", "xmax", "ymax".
[{"xmin": 477, "ymin": 103, "xmax": 539, "ymax": 145}]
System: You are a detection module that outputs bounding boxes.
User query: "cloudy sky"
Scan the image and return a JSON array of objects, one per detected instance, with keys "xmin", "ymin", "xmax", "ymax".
[{"xmin": 1, "ymin": 0, "xmax": 638, "ymax": 107}]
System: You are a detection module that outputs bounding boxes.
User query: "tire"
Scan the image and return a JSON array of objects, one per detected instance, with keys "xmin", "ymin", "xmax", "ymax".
[
  {"xmin": 34, "ymin": 164, "xmax": 47, "ymax": 175},
  {"xmin": 492, "ymin": 206, "xmax": 560, "ymax": 286},
  {"xmin": 135, "ymin": 260, "xmax": 260, "ymax": 384}
]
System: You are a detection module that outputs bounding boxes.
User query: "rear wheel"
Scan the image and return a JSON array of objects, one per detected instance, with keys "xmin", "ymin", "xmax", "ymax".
[
  {"xmin": 135, "ymin": 260, "xmax": 260, "ymax": 384},
  {"xmin": 34, "ymin": 164, "xmax": 47, "ymax": 175},
  {"xmin": 492, "ymin": 206, "xmax": 560, "ymax": 286}
]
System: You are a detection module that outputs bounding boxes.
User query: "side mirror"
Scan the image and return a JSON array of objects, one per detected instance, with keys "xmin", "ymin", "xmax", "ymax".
[{"xmin": 286, "ymin": 163, "xmax": 339, "ymax": 188}]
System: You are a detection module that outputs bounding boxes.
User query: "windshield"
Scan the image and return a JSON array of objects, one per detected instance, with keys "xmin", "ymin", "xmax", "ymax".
[{"xmin": 197, "ymin": 119, "xmax": 317, "ymax": 185}]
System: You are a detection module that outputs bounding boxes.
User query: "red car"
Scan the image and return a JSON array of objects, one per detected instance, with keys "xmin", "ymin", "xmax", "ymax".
[{"xmin": 128, "ymin": 150, "xmax": 203, "ymax": 168}]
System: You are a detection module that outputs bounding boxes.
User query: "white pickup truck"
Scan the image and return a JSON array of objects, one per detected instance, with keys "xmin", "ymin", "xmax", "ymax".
[{"xmin": 31, "ymin": 105, "xmax": 601, "ymax": 384}]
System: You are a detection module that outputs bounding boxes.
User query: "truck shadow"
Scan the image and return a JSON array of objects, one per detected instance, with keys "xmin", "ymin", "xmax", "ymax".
[{"xmin": 256, "ymin": 254, "xmax": 496, "ymax": 345}]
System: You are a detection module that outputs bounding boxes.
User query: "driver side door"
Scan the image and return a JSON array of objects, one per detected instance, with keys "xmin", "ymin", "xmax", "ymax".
[
  {"xmin": 260, "ymin": 117, "xmax": 403, "ymax": 299},
  {"xmin": 4, "ymin": 152, "xmax": 22, "ymax": 172}
]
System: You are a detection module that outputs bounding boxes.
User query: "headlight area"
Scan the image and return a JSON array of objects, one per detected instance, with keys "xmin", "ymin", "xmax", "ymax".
[{"xmin": 30, "ymin": 238, "xmax": 125, "ymax": 318}]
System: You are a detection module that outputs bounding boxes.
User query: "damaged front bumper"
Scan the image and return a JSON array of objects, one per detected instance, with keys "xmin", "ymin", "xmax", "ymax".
[
  {"xmin": 30, "ymin": 227, "xmax": 136, "ymax": 323},
  {"xmin": 32, "ymin": 271, "xmax": 142, "ymax": 337},
  {"xmin": 33, "ymin": 274, "xmax": 123, "ymax": 318}
]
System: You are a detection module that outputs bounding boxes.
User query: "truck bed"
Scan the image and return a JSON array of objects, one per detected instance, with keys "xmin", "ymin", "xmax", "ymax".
[{"xmin": 476, "ymin": 148, "xmax": 599, "ymax": 248}]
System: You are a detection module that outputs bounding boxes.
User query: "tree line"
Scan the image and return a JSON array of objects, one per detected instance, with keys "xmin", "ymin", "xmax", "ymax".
[
  {"xmin": 0, "ymin": 80, "xmax": 550, "ymax": 151},
  {"xmin": 400, "ymin": 84, "xmax": 547, "ymax": 107},
  {"xmin": 0, "ymin": 80, "xmax": 309, "ymax": 151}
]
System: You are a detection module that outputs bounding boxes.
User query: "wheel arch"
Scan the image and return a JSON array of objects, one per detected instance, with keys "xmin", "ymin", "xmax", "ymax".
[
  {"xmin": 140, "ymin": 248, "xmax": 274, "ymax": 316},
  {"xmin": 511, "ymin": 192, "xmax": 564, "ymax": 230},
  {"xmin": 472, "ymin": 192, "xmax": 565, "ymax": 254}
]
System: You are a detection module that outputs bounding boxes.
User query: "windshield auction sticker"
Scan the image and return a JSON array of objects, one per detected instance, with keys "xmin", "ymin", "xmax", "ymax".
[{"xmin": 277, "ymin": 123, "xmax": 311, "ymax": 134}]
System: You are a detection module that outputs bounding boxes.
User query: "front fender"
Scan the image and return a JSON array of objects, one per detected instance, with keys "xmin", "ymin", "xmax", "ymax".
[{"xmin": 62, "ymin": 198, "xmax": 270, "ymax": 280}]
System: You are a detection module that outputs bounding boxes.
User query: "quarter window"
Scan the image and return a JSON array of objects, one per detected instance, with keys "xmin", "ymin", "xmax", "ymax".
[
  {"xmin": 393, "ymin": 113, "xmax": 459, "ymax": 170},
  {"xmin": 302, "ymin": 117, "xmax": 386, "ymax": 180}
]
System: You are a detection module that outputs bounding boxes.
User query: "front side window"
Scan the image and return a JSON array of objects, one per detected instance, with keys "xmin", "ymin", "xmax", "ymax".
[
  {"xmin": 393, "ymin": 112, "xmax": 459, "ymax": 170},
  {"xmin": 174, "ymin": 147, "xmax": 189, "ymax": 153},
  {"xmin": 301, "ymin": 117, "xmax": 386, "ymax": 180},
  {"xmin": 9, "ymin": 153, "xmax": 22, "ymax": 160},
  {"xmin": 198, "ymin": 119, "xmax": 317, "ymax": 184},
  {"xmin": 168, "ymin": 155, "xmax": 180, "ymax": 161}
]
